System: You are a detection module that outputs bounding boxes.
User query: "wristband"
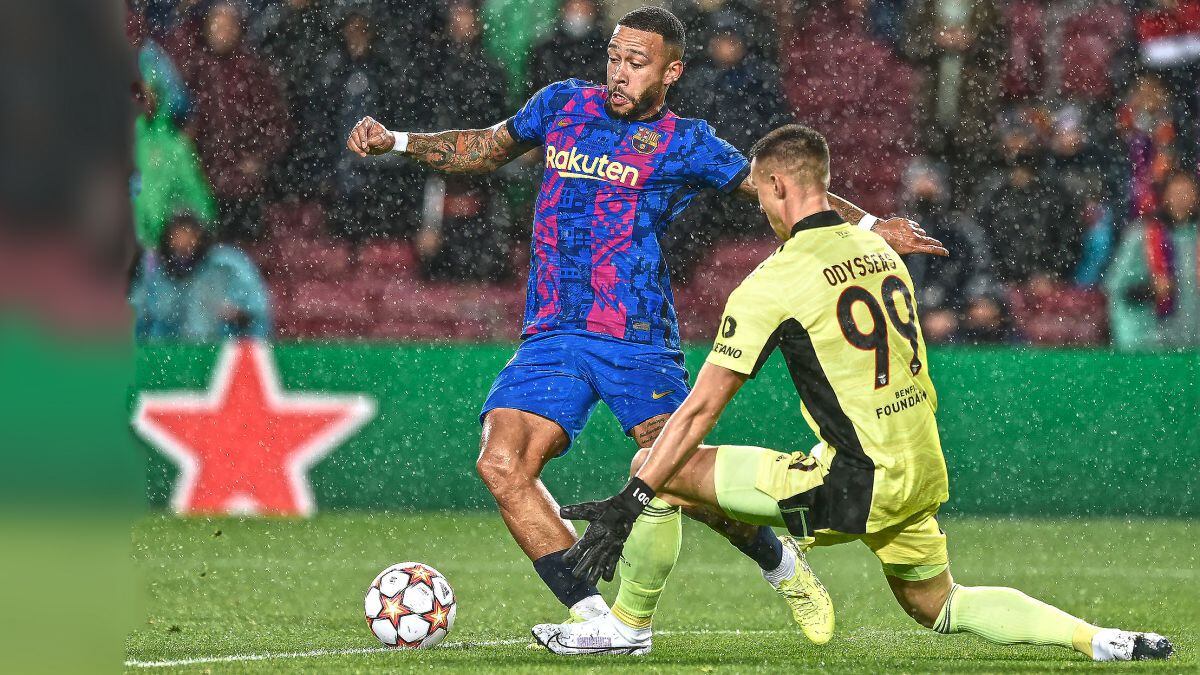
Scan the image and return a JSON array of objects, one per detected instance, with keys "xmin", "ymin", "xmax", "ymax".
[
  {"xmin": 857, "ymin": 214, "xmax": 879, "ymax": 231},
  {"xmin": 615, "ymin": 477, "xmax": 656, "ymax": 516},
  {"xmin": 391, "ymin": 131, "xmax": 409, "ymax": 154}
]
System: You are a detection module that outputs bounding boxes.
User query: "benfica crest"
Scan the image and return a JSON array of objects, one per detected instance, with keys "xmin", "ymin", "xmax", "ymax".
[
  {"xmin": 632, "ymin": 127, "xmax": 661, "ymax": 154},
  {"xmin": 132, "ymin": 340, "xmax": 376, "ymax": 517}
]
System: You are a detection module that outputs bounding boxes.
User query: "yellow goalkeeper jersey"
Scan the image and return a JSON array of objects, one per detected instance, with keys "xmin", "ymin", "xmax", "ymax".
[{"xmin": 706, "ymin": 210, "xmax": 949, "ymax": 534}]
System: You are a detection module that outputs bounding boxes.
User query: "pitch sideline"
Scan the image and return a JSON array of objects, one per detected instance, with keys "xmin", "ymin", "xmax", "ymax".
[{"xmin": 124, "ymin": 629, "xmax": 804, "ymax": 668}]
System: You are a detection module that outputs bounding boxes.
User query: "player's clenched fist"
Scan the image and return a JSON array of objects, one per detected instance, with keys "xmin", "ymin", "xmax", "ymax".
[{"xmin": 347, "ymin": 116, "xmax": 395, "ymax": 157}]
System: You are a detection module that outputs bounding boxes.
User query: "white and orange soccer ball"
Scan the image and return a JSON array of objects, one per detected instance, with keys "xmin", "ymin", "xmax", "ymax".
[{"xmin": 364, "ymin": 562, "xmax": 456, "ymax": 649}]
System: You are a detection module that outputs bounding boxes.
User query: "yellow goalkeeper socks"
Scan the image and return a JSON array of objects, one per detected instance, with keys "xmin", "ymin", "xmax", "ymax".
[
  {"xmin": 934, "ymin": 584, "xmax": 1101, "ymax": 657},
  {"xmin": 612, "ymin": 498, "xmax": 681, "ymax": 630}
]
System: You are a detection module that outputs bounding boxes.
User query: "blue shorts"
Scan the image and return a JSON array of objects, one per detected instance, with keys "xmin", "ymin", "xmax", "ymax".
[{"xmin": 480, "ymin": 330, "xmax": 689, "ymax": 450}]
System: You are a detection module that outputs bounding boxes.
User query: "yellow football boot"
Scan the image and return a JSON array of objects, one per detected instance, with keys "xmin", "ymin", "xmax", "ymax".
[{"xmin": 773, "ymin": 536, "xmax": 834, "ymax": 644}]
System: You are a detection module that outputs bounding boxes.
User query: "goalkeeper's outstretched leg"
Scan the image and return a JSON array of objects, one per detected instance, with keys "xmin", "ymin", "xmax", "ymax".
[
  {"xmin": 889, "ymin": 568, "xmax": 1174, "ymax": 662},
  {"xmin": 536, "ymin": 443, "xmax": 1173, "ymax": 661}
]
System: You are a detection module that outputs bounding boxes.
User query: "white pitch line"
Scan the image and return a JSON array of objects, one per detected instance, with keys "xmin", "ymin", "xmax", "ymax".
[
  {"xmin": 123, "ymin": 640, "xmax": 521, "ymax": 669},
  {"xmin": 125, "ymin": 646, "xmax": 400, "ymax": 669},
  {"xmin": 124, "ymin": 629, "xmax": 791, "ymax": 669}
]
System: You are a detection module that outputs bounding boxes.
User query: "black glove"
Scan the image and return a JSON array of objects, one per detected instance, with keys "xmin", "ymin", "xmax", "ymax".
[{"xmin": 560, "ymin": 478, "xmax": 655, "ymax": 585}]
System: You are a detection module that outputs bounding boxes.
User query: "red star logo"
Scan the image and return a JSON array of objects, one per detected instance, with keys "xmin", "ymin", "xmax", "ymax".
[
  {"xmin": 133, "ymin": 341, "xmax": 375, "ymax": 516},
  {"xmin": 378, "ymin": 591, "xmax": 413, "ymax": 629},
  {"xmin": 404, "ymin": 565, "xmax": 434, "ymax": 586},
  {"xmin": 422, "ymin": 598, "xmax": 452, "ymax": 633}
]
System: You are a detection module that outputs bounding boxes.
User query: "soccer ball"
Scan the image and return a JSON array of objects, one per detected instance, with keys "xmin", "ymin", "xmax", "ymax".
[{"xmin": 364, "ymin": 562, "xmax": 457, "ymax": 649}]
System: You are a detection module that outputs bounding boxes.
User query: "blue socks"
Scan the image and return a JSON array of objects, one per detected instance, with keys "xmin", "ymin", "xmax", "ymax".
[
  {"xmin": 533, "ymin": 549, "xmax": 600, "ymax": 608},
  {"xmin": 733, "ymin": 526, "xmax": 784, "ymax": 570}
]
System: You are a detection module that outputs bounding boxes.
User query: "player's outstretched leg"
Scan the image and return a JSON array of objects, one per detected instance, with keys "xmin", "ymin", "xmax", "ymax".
[
  {"xmin": 533, "ymin": 494, "xmax": 681, "ymax": 654},
  {"xmin": 476, "ymin": 409, "xmax": 609, "ymax": 624},
  {"xmin": 892, "ymin": 570, "xmax": 1174, "ymax": 661},
  {"xmin": 535, "ymin": 446, "xmax": 682, "ymax": 655}
]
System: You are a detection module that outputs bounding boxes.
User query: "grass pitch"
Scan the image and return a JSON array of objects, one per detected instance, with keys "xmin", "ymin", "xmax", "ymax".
[{"xmin": 128, "ymin": 513, "xmax": 1195, "ymax": 673}]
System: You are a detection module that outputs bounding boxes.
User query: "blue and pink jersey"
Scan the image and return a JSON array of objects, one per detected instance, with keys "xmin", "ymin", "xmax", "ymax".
[{"xmin": 505, "ymin": 79, "xmax": 749, "ymax": 350}]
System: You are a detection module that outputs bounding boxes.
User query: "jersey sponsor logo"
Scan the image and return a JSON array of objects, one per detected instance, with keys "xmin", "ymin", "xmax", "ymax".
[
  {"xmin": 721, "ymin": 316, "xmax": 738, "ymax": 338},
  {"xmin": 544, "ymin": 144, "xmax": 641, "ymax": 187},
  {"xmin": 712, "ymin": 342, "xmax": 742, "ymax": 358},
  {"xmin": 651, "ymin": 389, "xmax": 674, "ymax": 400},
  {"xmin": 822, "ymin": 252, "xmax": 898, "ymax": 287},
  {"xmin": 875, "ymin": 385, "xmax": 930, "ymax": 418},
  {"xmin": 631, "ymin": 127, "xmax": 661, "ymax": 154}
]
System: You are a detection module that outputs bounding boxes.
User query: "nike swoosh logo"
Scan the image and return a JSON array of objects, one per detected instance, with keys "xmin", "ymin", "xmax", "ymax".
[{"xmin": 651, "ymin": 390, "xmax": 674, "ymax": 400}]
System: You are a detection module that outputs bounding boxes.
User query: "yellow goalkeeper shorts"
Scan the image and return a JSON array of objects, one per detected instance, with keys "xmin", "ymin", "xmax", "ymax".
[{"xmin": 713, "ymin": 444, "xmax": 948, "ymax": 581}]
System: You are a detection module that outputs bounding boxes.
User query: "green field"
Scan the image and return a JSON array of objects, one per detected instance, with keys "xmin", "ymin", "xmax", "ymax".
[{"xmin": 128, "ymin": 514, "xmax": 1195, "ymax": 673}]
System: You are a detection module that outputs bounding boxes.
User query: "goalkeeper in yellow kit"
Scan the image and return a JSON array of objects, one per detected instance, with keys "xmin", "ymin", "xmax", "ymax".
[{"xmin": 531, "ymin": 124, "xmax": 1174, "ymax": 662}]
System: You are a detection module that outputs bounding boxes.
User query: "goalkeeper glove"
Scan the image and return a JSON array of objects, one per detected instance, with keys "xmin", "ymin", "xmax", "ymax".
[{"xmin": 560, "ymin": 477, "xmax": 655, "ymax": 585}]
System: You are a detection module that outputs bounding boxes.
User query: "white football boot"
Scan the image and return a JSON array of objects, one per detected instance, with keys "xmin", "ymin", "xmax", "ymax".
[
  {"xmin": 531, "ymin": 612, "xmax": 652, "ymax": 655},
  {"xmin": 525, "ymin": 596, "xmax": 609, "ymax": 650},
  {"xmin": 1090, "ymin": 629, "xmax": 1174, "ymax": 661}
]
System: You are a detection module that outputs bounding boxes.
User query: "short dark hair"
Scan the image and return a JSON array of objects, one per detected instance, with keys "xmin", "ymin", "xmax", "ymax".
[
  {"xmin": 749, "ymin": 124, "xmax": 830, "ymax": 186},
  {"xmin": 617, "ymin": 6, "xmax": 686, "ymax": 59}
]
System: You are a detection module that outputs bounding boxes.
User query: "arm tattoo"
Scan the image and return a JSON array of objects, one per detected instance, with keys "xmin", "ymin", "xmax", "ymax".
[
  {"xmin": 632, "ymin": 415, "xmax": 669, "ymax": 448},
  {"xmin": 828, "ymin": 191, "xmax": 868, "ymax": 224},
  {"xmin": 405, "ymin": 122, "xmax": 531, "ymax": 174}
]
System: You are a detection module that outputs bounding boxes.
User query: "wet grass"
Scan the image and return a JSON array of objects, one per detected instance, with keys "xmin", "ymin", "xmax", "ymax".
[{"xmin": 128, "ymin": 513, "xmax": 1195, "ymax": 673}]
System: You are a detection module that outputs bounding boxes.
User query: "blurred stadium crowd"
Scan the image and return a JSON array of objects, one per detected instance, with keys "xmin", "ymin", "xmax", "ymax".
[{"xmin": 125, "ymin": 0, "xmax": 1199, "ymax": 350}]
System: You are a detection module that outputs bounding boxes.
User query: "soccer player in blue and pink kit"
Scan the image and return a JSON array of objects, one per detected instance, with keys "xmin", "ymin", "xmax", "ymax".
[{"xmin": 348, "ymin": 6, "xmax": 945, "ymax": 649}]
